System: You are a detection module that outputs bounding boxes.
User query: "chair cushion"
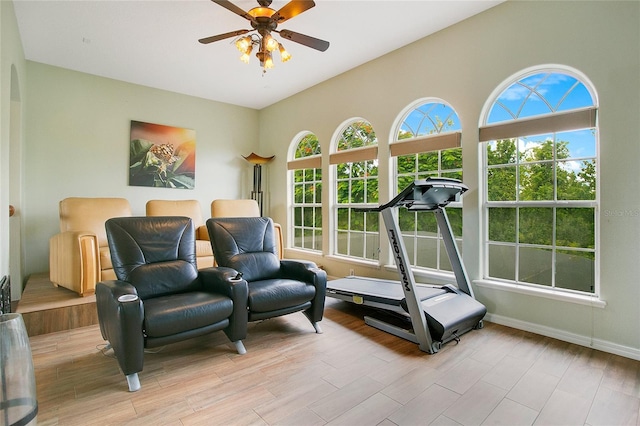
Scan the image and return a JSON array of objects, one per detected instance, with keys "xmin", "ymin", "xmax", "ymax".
[
  {"xmin": 143, "ymin": 291, "xmax": 233, "ymax": 338},
  {"xmin": 248, "ymin": 278, "xmax": 316, "ymax": 313}
]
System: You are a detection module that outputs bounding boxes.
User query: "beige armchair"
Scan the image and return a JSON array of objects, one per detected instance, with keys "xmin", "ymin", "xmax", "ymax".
[
  {"xmin": 49, "ymin": 197, "xmax": 132, "ymax": 296},
  {"xmin": 210, "ymin": 199, "xmax": 284, "ymax": 259},
  {"xmin": 145, "ymin": 200, "xmax": 214, "ymax": 269}
]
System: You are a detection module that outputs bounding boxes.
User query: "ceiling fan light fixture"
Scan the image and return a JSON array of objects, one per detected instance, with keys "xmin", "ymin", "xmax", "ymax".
[
  {"xmin": 264, "ymin": 34, "xmax": 279, "ymax": 52},
  {"xmin": 247, "ymin": 6, "xmax": 276, "ymax": 18},
  {"xmin": 264, "ymin": 51, "xmax": 275, "ymax": 69},
  {"xmin": 240, "ymin": 44, "xmax": 253, "ymax": 63},
  {"xmin": 235, "ymin": 35, "xmax": 252, "ymax": 53},
  {"xmin": 278, "ymin": 43, "xmax": 291, "ymax": 62}
]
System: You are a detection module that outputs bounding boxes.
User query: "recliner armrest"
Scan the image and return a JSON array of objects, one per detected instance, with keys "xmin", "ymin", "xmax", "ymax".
[
  {"xmin": 95, "ymin": 280, "xmax": 144, "ymax": 376},
  {"xmin": 49, "ymin": 230, "xmax": 100, "ymax": 296},
  {"xmin": 280, "ymin": 260, "xmax": 327, "ymax": 284},
  {"xmin": 199, "ymin": 267, "xmax": 249, "ymax": 342}
]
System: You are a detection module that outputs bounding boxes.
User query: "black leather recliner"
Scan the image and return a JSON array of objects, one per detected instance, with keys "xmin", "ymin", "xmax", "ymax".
[
  {"xmin": 95, "ymin": 216, "xmax": 248, "ymax": 392},
  {"xmin": 206, "ymin": 216, "xmax": 327, "ymax": 334}
]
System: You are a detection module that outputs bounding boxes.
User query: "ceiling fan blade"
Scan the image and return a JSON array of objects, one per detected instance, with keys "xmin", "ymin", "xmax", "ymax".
[
  {"xmin": 278, "ymin": 29, "xmax": 329, "ymax": 52},
  {"xmin": 199, "ymin": 29, "xmax": 249, "ymax": 44},
  {"xmin": 271, "ymin": 1, "xmax": 315, "ymax": 23},
  {"xmin": 211, "ymin": 0, "xmax": 256, "ymax": 23}
]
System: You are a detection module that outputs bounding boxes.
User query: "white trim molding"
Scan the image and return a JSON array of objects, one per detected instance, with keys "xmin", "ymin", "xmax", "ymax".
[{"xmin": 485, "ymin": 313, "xmax": 640, "ymax": 361}]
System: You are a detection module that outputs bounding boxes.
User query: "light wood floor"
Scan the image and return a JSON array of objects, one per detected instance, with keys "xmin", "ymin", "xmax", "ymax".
[{"xmin": 30, "ymin": 298, "xmax": 640, "ymax": 426}]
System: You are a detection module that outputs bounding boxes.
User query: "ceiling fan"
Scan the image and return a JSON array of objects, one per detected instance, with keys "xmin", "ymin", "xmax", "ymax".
[{"xmin": 199, "ymin": 0, "xmax": 330, "ymax": 71}]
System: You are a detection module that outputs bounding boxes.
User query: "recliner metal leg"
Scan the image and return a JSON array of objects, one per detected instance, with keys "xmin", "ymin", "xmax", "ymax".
[
  {"xmin": 312, "ymin": 322, "xmax": 323, "ymax": 334},
  {"xmin": 126, "ymin": 373, "xmax": 141, "ymax": 392},
  {"xmin": 233, "ymin": 340, "xmax": 247, "ymax": 355}
]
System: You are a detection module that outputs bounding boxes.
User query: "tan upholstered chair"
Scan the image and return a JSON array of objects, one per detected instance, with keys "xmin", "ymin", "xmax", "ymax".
[
  {"xmin": 49, "ymin": 197, "xmax": 132, "ymax": 296},
  {"xmin": 210, "ymin": 199, "xmax": 284, "ymax": 258},
  {"xmin": 145, "ymin": 200, "xmax": 214, "ymax": 269}
]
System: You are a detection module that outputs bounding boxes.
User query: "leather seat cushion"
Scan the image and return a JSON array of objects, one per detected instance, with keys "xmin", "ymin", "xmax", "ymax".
[
  {"xmin": 248, "ymin": 279, "xmax": 316, "ymax": 313},
  {"xmin": 143, "ymin": 292, "xmax": 233, "ymax": 338}
]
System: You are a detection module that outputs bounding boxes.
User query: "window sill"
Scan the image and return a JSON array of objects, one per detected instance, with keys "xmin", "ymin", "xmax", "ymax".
[{"xmin": 474, "ymin": 279, "xmax": 607, "ymax": 308}]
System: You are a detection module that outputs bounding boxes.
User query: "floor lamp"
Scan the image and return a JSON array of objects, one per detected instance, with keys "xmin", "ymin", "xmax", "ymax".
[{"xmin": 243, "ymin": 153, "xmax": 274, "ymax": 216}]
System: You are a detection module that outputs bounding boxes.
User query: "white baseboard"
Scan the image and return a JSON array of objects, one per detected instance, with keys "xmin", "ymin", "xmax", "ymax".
[{"xmin": 485, "ymin": 313, "xmax": 640, "ymax": 361}]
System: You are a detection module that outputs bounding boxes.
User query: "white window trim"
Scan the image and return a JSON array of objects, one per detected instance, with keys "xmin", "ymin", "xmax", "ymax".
[{"xmin": 474, "ymin": 278, "xmax": 606, "ymax": 308}]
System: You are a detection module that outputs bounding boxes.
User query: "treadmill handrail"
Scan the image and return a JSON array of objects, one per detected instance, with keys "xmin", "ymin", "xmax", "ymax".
[{"xmin": 356, "ymin": 177, "xmax": 468, "ymax": 212}]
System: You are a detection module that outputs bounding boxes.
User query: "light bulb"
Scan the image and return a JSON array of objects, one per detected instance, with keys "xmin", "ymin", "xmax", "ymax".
[
  {"xmin": 235, "ymin": 36, "xmax": 252, "ymax": 53},
  {"xmin": 265, "ymin": 34, "xmax": 279, "ymax": 52},
  {"xmin": 264, "ymin": 52, "xmax": 274, "ymax": 69},
  {"xmin": 278, "ymin": 43, "xmax": 291, "ymax": 62}
]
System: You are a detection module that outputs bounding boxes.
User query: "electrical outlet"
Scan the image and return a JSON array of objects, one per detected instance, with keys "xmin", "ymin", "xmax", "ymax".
[{"xmin": 349, "ymin": 268, "xmax": 355, "ymax": 276}]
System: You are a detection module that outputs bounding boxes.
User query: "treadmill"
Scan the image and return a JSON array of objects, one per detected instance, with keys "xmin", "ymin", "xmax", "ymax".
[{"xmin": 327, "ymin": 177, "xmax": 486, "ymax": 354}]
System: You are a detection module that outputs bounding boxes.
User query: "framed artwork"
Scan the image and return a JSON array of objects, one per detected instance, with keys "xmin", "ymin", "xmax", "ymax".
[{"xmin": 129, "ymin": 120, "xmax": 196, "ymax": 189}]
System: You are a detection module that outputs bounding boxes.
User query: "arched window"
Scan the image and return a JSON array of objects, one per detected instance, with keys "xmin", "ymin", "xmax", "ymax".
[
  {"xmin": 288, "ymin": 132, "xmax": 322, "ymax": 251},
  {"xmin": 480, "ymin": 68, "xmax": 598, "ymax": 294},
  {"xmin": 331, "ymin": 120, "xmax": 379, "ymax": 261},
  {"xmin": 391, "ymin": 100, "xmax": 462, "ymax": 272}
]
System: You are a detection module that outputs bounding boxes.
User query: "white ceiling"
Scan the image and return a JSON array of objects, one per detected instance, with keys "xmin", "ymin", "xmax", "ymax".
[{"xmin": 13, "ymin": 0, "xmax": 503, "ymax": 110}]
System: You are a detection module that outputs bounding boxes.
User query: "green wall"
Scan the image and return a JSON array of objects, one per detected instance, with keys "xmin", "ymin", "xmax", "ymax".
[{"xmin": 24, "ymin": 62, "xmax": 260, "ymax": 276}]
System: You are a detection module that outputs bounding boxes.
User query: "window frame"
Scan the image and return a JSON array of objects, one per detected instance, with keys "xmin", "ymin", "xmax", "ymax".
[{"xmin": 478, "ymin": 65, "xmax": 601, "ymax": 301}]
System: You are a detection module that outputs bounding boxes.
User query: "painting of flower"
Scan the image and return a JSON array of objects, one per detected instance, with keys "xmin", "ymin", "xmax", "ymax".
[{"xmin": 129, "ymin": 120, "xmax": 196, "ymax": 189}]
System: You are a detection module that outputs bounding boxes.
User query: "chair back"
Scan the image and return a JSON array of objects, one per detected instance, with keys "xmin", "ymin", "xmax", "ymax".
[
  {"xmin": 146, "ymin": 200, "xmax": 205, "ymax": 228},
  {"xmin": 59, "ymin": 197, "xmax": 132, "ymax": 248},
  {"xmin": 106, "ymin": 216, "xmax": 199, "ymax": 299},
  {"xmin": 207, "ymin": 217, "xmax": 280, "ymax": 281},
  {"xmin": 211, "ymin": 199, "xmax": 260, "ymax": 218}
]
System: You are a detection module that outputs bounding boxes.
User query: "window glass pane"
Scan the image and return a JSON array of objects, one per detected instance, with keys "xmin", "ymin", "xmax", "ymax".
[
  {"xmin": 303, "ymin": 207, "xmax": 313, "ymax": 228},
  {"xmin": 488, "ymin": 166, "xmax": 517, "ymax": 201},
  {"xmin": 349, "ymin": 232, "xmax": 364, "ymax": 257},
  {"xmin": 314, "ymin": 230, "xmax": 322, "ymax": 251},
  {"xmin": 519, "ymin": 163, "xmax": 554, "ymax": 201},
  {"xmin": 489, "ymin": 208, "xmax": 516, "ymax": 242},
  {"xmin": 294, "ymin": 207, "xmax": 302, "ymax": 227},
  {"xmin": 442, "ymin": 170, "xmax": 463, "ymax": 181},
  {"xmin": 418, "ymin": 152, "xmax": 439, "ymax": 172},
  {"xmin": 295, "ymin": 133, "xmax": 321, "ymax": 158},
  {"xmin": 294, "ymin": 228, "xmax": 302, "ymax": 247},
  {"xmin": 303, "ymin": 229, "xmax": 313, "ymax": 249},
  {"xmin": 351, "ymin": 209, "xmax": 364, "ymax": 231},
  {"xmin": 337, "ymin": 208, "xmax": 349, "ymax": 230},
  {"xmin": 487, "ymin": 72, "xmax": 594, "ymax": 124},
  {"xmin": 316, "ymin": 181, "xmax": 322, "ymax": 202},
  {"xmin": 557, "ymin": 160, "xmax": 596, "ymax": 201},
  {"xmin": 293, "ymin": 169, "xmax": 303, "ymax": 182},
  {"xmin": 519, "ymin": 208, "xmax": 553, "ymax": 245},
  {"xmin": 337, "ymin": 121, "xmax": 377, "ymax": 150},
  {"xmin": 416, "ymin": 211, "xmax": 437, "ymax": 234},
  {"xmin": 294, "ymin": 183, "xmax": 303, "ymax": 203},
  {"xmin": 441, "ymin": 148, "xmax": 462, "ymax": 170},
  {"xmin": 439, "ymin": 240, "xmax": 453, "ymax": 271},
  {"xmin": 417, "ymin": 237, "xmax": 438, "ymax": 269},
  {"xmin": 397, "ymin": 155, "xmax": 416, "ymax": 174},
  {"xmin": 336, "ymin": 180, "xmax": 349, "ymax": 204},
  {"xmin": 366, "ymin": 178, "xmax": 379, "ymax": 204},
  {"xmin": 519, "ymin": 246, "xmax": 553, "ymax": 286},
  {"xmin": 365, "ymin": 233, "xmax": 380, "ymax": 260},
  {"xmin": 403, "ymin": 235, "xmax": 416, "ymax": 265},
  {"xmin": 446, "ymin": 208, "xmax": 463, "ymax": 238},
  {"xmin": 336, "ymin": 230, "xmax": 348, "ymax": 255},
  {"xmin": 398, "ymin": 208, "xmax": 415, "ymax": 233},
  {"xmin": 558, "ymin": 130, "xmax": 596, "ymax": 159},
  {"xmin": 487, "ymin": 139, "xmax": 517, "ymax": 166},
  {"xmin": 365, "ymin": 211, "xmax": 379, "ymax": 232},
  {"xmin": 556, "ymin": 250, "xmax": 594, "ymax": 292},
  {"xmin": 488, "ymin": 244, "xmax": 516, "ymax": 280},
  {"xmin": 351, "ymin": 178, "xmax": 365, "ymax": 203},
  {"xmin": 556, "ymin": 208, "xmax": 595, "ymax": 249},
  {"xmin": 314, "ymin": 207, "xmax": 322, "ymax": 228}
]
